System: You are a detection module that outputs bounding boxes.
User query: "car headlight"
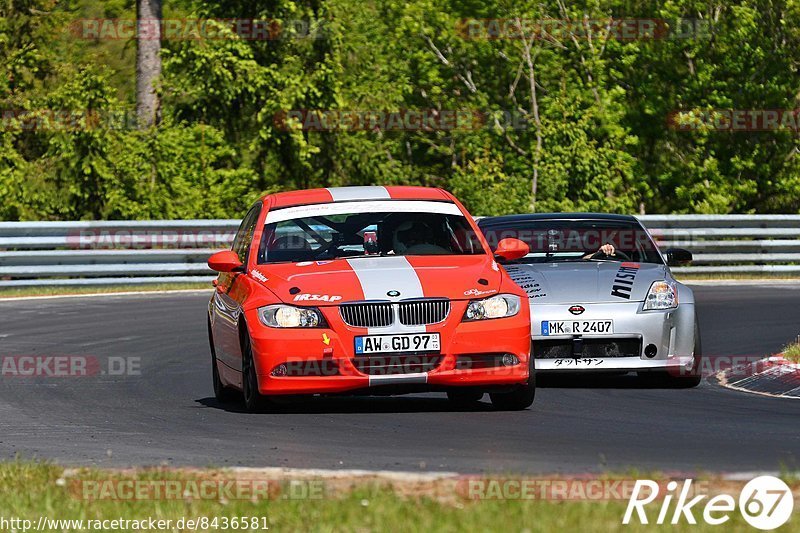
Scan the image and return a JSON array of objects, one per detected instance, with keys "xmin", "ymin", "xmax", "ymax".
[
  {"xmin": 258, "ymin": 304, "xmax": 326, "ymax": 328},
  {"xmin": 643, "ymin": 281, "xmax": 678, "ymax": 310},
  {"xmin": 463, "ymin": 294, "xmax": 521, "ymax": 321}
]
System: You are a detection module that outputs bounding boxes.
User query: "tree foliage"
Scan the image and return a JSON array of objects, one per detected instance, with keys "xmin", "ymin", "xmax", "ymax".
[{"xmin": 1, "ymin": 0, "xmax": 799, "ymax": 220}]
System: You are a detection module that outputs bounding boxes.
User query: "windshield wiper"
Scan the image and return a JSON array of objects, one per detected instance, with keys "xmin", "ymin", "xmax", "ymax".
[{"xmin": 344, "ymin": 252, "xmax": 394, "ymax": 259}]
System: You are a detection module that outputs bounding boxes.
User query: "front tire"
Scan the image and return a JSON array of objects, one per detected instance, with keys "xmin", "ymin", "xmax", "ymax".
[
  {"xmin": 639, "ymin": 320, "xmax": 702, "ymax": 388},
  {"xmin": 677, "ymin": 320, "xmax": 703, "ymax": 387},
  {"xmin": 241, "ymin": 326, "xmax": 272, "ymax": 412},
  {"xmin": 489, "ymin": 383, "xmax": 535, "ymax": 410},
  {"xmin": 489, "ymin": 357, "xmax": 536, "ymax": 410},
  {"xmin": 447, "ymin": 389, "xmax": 484, "ymax": 406}
]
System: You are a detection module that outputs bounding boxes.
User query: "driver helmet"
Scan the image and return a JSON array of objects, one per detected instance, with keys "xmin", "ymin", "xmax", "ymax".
[{"xmin": 393, "ymin": 220, "xmax": 434, "ymax": 254}]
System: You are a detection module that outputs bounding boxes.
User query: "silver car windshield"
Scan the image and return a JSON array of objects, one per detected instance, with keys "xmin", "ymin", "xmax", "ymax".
[{"xmin": 480, "ymin": 220, "xmax": 664, "ymax": 264}]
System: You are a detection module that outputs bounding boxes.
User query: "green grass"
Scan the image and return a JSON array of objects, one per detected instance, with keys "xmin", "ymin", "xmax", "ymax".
[
  {"xmin": 783, "ymin": 338, "xmax": 800, "ymax": 363},
  {"xmin": 0, "ymin": 283, "xmax": 211, "ymax": 299},
  {"xmin": 0, "ymin": 462, "xmax": 788, "ymax": 532}
]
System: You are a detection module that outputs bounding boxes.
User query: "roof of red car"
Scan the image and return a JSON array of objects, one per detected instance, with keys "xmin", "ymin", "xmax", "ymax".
[{"xmin": 264, "ymin": 186, "xmax": 452, "ymax": 208}]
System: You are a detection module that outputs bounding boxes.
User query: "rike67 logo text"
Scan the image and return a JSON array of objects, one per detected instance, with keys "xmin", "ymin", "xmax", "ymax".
[{"xmin": 623, "ymin": 476, "xmax": 794, "ymax": 530}]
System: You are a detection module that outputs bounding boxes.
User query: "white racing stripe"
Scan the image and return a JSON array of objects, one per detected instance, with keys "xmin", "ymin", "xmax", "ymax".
[
  {"xmin": 347, "ymin": 256, "xmax": 426, "ymax": 334},
  {"xmin": 348, "ymin": 256, "xmax": 431, "ymax": 385},
  {"xmin": 326, "ymin": 186, "xmax": 390, "ymax": 201},
  {"xmin": 265, "ymin": 200, "xmax": 461, "ymax": 224},
  {"xmin": 347, "ymin": 256, "xmax": 424, "ymax": 300}
]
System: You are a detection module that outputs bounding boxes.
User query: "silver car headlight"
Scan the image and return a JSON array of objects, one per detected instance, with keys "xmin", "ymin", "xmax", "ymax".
[
  {"xmin": 258, "ymin": 304, "xmax": 326, "ymax": 328},
  {"xmin": 463, "ymin": 294, "xmax": 521, "ymax": 321},
  {"xmin": 643, "ymin": 281, "xmax": 678, "ymax": 310}
]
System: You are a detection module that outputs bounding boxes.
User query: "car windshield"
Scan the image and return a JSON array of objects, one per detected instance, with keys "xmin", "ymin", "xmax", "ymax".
[
  {"xmin": 480, "ymin": 219, "xmax": 663, "ymax": 264},
  {"xmin": 257, "ymin": 206, "xmax": 484, "ymax": 264}
]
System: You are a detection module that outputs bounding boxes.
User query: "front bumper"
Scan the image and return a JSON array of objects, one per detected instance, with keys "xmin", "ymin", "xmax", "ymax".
[
  {"xmin": 244, "ymin": 301, "xmax": 531, "ymax": 395},
  {"xmin": 530, "ymin": 301, "xmax": 696, "ymax": 372}
]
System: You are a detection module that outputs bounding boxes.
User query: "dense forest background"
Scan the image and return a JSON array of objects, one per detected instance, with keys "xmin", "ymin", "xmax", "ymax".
[{"xmin": 2, "ymin": 0, "xmax": 800, "ymax": 220}]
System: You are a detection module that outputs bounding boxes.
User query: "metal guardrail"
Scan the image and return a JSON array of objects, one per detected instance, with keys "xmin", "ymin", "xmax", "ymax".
[
  {"xmin": 0, "ymin": 216, "xmax": 798, "ymax": 286},
  {"xmin": 0, "ymin": 220, "xmax": 237, "ymax": 287},
  {"xmin": 638, "ymin": 215, "xmax": 800, "ymax": 274}
]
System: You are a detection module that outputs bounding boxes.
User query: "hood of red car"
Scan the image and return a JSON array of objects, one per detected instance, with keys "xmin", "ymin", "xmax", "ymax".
[{"xmin": 250, "ymin": 255, "xmax": 504, "ymax": 305}]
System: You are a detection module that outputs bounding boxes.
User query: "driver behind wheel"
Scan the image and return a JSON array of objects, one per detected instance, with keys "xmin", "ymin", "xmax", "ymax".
[
  {"xmin": 583, "ymin": 242, "xmax": 617, "ymax": 259},
  {"xmin": 392, "ymin": 220, "xmax": 446, "ymax": 255}
]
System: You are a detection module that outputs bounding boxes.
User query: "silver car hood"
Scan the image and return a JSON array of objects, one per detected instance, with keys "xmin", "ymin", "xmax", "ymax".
[{"xmin": 503, "ymin": 261, "xmax": 669, "ymax": 304}]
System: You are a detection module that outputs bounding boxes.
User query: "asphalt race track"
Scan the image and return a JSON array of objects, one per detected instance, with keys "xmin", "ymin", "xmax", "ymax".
[{"xmin": 0, "ymin": 285, "xmax": 798, "ymax": 473}]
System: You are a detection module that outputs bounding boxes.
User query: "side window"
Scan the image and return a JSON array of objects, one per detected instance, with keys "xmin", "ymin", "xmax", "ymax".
[{"xmin": 231, "ymin": 204, "xmax": 262, "ymax": 264}]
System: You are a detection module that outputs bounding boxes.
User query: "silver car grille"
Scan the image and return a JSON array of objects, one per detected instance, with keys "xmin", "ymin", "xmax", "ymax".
[{"xmin": 340, "ymin": 299, "xmax": 450, "ymax": 328}]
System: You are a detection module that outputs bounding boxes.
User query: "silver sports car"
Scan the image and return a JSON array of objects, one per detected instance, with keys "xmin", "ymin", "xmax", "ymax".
[{"xmin": 478, "ymin": 213, "xmax": 701, "ymax": 386}]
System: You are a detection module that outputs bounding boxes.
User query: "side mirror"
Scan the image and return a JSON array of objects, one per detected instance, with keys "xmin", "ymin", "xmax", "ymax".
[
  {"xmin": 208, "ymin": 250, "xmax": 245, "ymax": 273},
  {"xmin": 664, "ymin": 248, "xmax": 692, "ymax": 266},
  {"xmin": 494, "ymin": 238, "xmax": 530, "ymax": 262}
]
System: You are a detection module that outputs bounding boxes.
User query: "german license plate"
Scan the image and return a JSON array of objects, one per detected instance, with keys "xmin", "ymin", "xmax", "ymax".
[
  {"xmin": 355, "ymin": 333, "xmax": 440, "ymax": 354},
  {"xmin": 541, "ymin": 320, "xmax": 613, "ymax": 335}
]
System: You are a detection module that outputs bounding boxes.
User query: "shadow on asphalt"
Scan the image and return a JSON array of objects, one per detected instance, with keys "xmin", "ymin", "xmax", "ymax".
[
  {"xmin": 537, "ymin": 373, "xmax": 704, "ymax": 389},
  {"xmin": 195, "ymin": 395, "xmax": 497, "ymax": 414},
  {"xmin": 194, "ymin": 373, "xmax": 700, "ymax": 413}
]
